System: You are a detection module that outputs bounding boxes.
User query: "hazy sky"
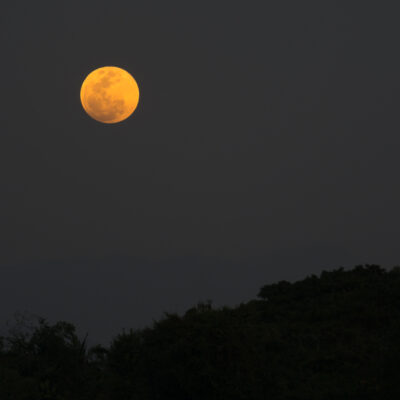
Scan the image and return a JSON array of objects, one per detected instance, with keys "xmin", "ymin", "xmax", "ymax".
[{"xmin": 1, "ymin": 0, "xmax": 400, "ymax": 344}]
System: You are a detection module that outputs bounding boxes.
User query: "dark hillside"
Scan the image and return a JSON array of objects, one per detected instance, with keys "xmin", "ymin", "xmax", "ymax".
[{"xmin": 1, "ymin": 265, "xmax": 400, "ymax": 399}]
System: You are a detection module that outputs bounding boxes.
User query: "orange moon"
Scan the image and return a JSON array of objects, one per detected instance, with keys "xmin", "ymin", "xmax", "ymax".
[{"xmin": 80, "ymin": 66, "xmax": 139, "ymax": 124}]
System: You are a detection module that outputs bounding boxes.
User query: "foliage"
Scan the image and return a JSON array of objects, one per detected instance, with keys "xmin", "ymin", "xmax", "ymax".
[{"xmin": 1, "ymin": 265, "xmax": 400, "ymax": 399}]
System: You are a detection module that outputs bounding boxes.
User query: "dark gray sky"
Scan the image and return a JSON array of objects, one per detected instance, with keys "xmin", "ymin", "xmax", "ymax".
[{"xmin": 1, "ymin": 0, "xmax": 400, "ymax": 344}]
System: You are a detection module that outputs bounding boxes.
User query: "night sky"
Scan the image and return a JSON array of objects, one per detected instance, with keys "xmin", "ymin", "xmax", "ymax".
[{"xmin": 1, "ymin": 1, "xmax": 400, "ymax": 344}]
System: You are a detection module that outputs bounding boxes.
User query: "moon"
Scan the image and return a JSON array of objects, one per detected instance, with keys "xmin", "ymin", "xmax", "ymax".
[{"xmin": 80, "ymin": 66, "xmax": 139, "ymax": 124}]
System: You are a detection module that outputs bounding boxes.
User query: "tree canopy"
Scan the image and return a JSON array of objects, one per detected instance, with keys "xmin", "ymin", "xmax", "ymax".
[{"xmin": 1, "ymin": 264, "xmax": 399, "ymax": 399}]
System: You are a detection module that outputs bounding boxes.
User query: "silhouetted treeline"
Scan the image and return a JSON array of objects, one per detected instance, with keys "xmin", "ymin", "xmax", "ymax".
[{"xmin": 1, "ymin": 264, "xmax": 400, "ymax": 399}]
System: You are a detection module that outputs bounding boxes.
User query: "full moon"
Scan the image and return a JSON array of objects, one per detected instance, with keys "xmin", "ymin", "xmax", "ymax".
[{"xmin": 80, "ymin": 66, "xmax": 139, "ymax": 124}]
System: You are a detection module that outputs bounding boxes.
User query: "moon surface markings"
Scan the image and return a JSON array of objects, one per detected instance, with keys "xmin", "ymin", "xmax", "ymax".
[{"xmin": 80, "ymin": 66, "xmax": 139, "ymax": 124}]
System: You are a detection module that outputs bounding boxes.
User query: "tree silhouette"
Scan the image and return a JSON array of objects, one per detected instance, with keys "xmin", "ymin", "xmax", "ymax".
[{"xmin": 1, "ymin": 264, "xmax": 400, "ymax": 399}]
